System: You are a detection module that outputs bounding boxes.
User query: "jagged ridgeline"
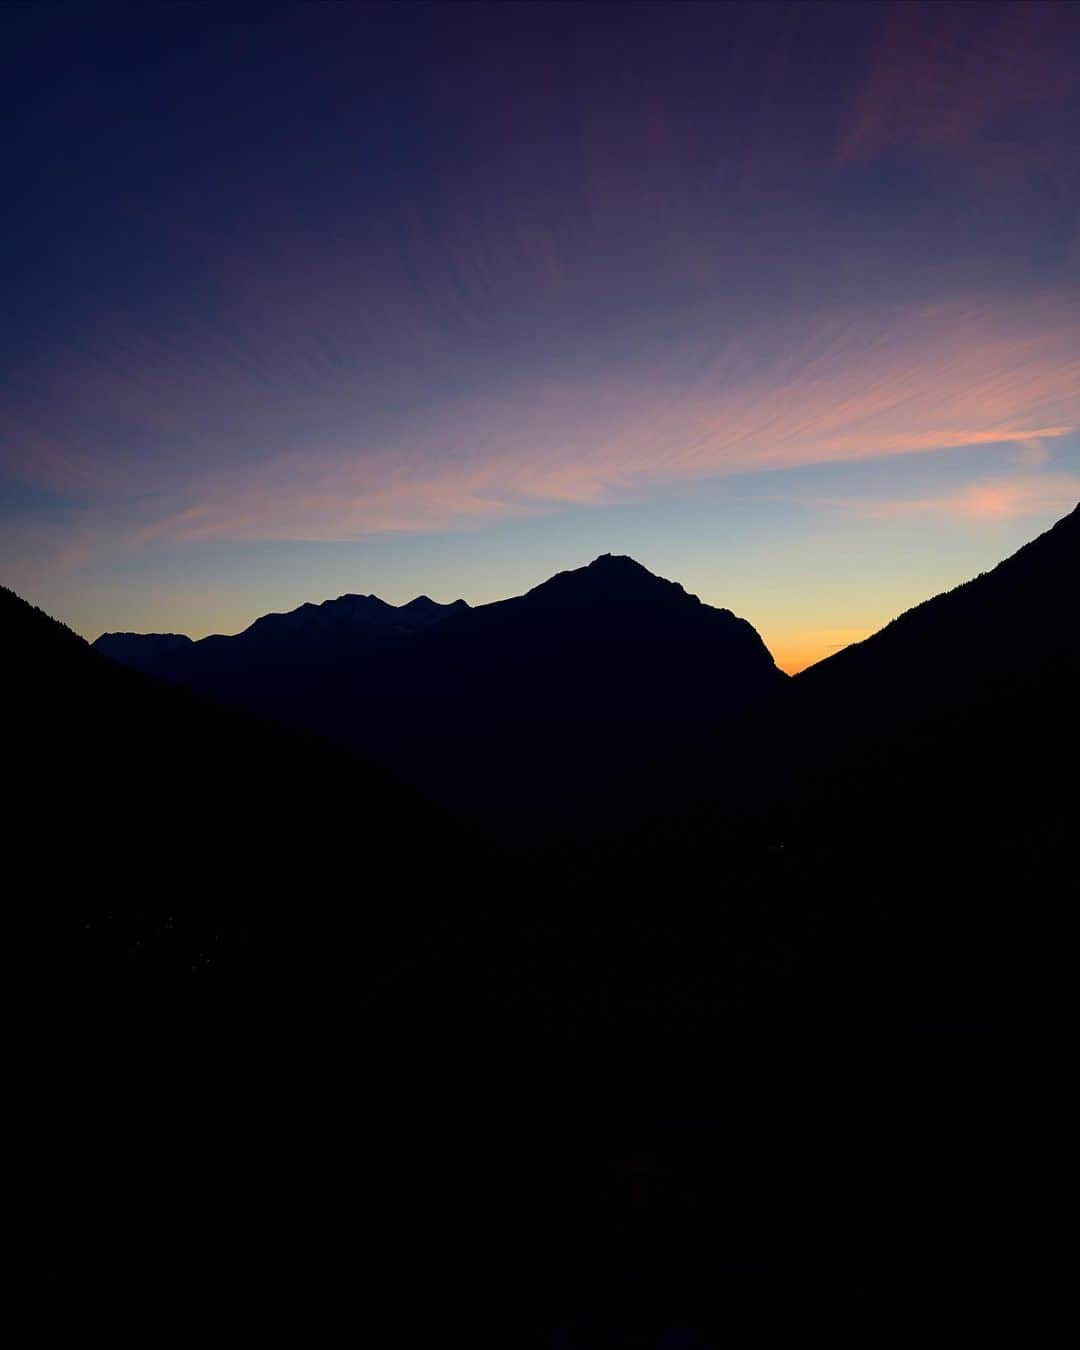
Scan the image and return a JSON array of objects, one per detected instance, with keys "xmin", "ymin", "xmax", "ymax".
[{"xmin": 93, "ymin": 554, "xmax": 788, "ymax": 814}]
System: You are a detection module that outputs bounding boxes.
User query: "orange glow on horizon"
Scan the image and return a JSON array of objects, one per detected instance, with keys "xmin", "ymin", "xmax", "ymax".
[{"xmin": 769, "ymin": 627, "xmax": 875, "ymax": 676}]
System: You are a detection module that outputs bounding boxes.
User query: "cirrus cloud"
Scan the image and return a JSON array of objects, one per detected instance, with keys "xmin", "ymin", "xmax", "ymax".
[
  {"xmin": 124, "ymin": 295, "xmax": 1078, "ymax": 546},
  {"xmin": 820, "ymin": 473, "xmax": 1080, "ymax": 523}
]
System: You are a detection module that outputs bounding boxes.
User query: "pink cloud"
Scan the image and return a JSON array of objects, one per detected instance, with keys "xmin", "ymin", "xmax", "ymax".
[
  {"xmin": 196, "ymin": 298, "xmax": 1074, "ymax": 536},
  {"xmin": 7, "ymin": 290, "xmax": 1078, "ymax": 555},
  {"xmin": 825, "ymin": 474, "xmax": 1080, "ymax": 523}
]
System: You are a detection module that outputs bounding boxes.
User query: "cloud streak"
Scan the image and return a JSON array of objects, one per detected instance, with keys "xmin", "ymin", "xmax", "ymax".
[
  {"xmin": 113, "ymin": 295, "xmax": 1078, "ymax": 547},
  {"xmin": 820, "ymin": 473, "xmax": 1080, "ymax": 523}
]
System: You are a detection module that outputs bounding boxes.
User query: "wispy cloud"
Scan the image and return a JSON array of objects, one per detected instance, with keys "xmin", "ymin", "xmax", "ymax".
[
  {"xmin": 116, "ymin": 295, "xmax": 1077, "ymax": 546},
  {"xmin": 1016, "ymin": 436, "xmax": 1053, "ymax": 468},
  {"xmin": 822, "ymin": 473, "xmax": 1080, "ymax": 523}
]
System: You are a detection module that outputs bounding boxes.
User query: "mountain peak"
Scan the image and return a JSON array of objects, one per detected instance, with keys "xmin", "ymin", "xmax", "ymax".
[
  {"xmin": 398, "ymin": 595, "xmax": 470, "ymax": 626},
  {"xmin": 400, "ymin": 594, "xmax": 464, "ymax": 612},
  {"xmin": 584, "ymin": 552, "xmax": 657, "ymax": 576},
  {"xmin": 523, "ymin": 553, "xmax": 695, "ymax": 612},
  {"xmin": 243, "ymin": 592, "xmax": 393, "ymax": 636}
]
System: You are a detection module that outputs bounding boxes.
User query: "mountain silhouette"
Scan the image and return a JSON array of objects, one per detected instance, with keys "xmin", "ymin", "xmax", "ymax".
[
  {"xmin": 36, "ymin": 507, "xmax": 1077, "ymax": 1340},
  {"xmin": 599, "ymin": 502, "xmax": 1080, "ymax": 826},
  {"xmin": 780, "ymin": 500, "xmax": 1080, "ymax": 838},
  {"xmin": 19, "ymin": 579, "xmax": 489, "ymax": 1340},
  {"xmin": 796, "ymin": 498, "xmax": 1079, "ymax": 711},
  {"xmin": 92, "ymin": 629, "xmax": 193, "ymax": 677},
  {"xmin": 579, "ymin": 505, "xmax": 1079, "ymax": 1172},
  {"xmin": 94, "ymin": 554, "xmax": 786, "ymax": 814},
  {"xmin": 96, "ymin": 591, "xmax": 469, "ymax": 675},
  {"xmin": 41, "ymin": 560, "xmax": 822, "ymax": 1340},
  {"xmin": 13, "ymin": 580, "xmax": 463, "ymax": 991},
  {"xmin": 532, "ymin": 504, "xmax": 1078, "ymax": 1332},
  {"xmin": 235, "ymin": 589, "xmax": 468, "ymax": 640}
]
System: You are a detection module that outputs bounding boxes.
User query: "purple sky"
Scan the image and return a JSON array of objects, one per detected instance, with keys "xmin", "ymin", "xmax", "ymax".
[{"xmin": 4, "ymin": 1, "xmax": 1078, "ymax": 670}]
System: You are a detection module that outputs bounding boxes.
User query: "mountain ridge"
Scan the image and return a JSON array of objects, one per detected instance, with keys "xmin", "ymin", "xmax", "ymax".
[
  {"xmin": 92, "ymin": 552, "xmax": 754, "ymax": 648},
  {"xmin": 798, "ymin": 500, "xmax": 1079, "ymax": 689},
  {"xmin": 91, "ymin": 553, "xmax": 786, "ymax": 812},
  {"xmin": 95, "ymin": 592, "xmax": 472, "ymax": 648}
]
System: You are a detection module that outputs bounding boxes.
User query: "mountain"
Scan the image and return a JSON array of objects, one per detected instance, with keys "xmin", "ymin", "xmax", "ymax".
[
  {"xmin": 779, "ymin": 501, "xmax": 1080, "ymax": 853},
  {"xmin": 231, "ymin": 589, "xmax": 468, "ymax": 639},
  {"xmin": 17, "ymin": 579, "xmax": 491, "ymax": 1337},
  {"xmin": 612, "ymin": 502, "xmax": 1079, "ymax": 824},
  {"xmin": 28, "ymin": 566, "xmax": 819, "ymax": 1340},
  {"xmin": 13, "ymin": 581, "xmax": 466, "ymax": 998},
  {"xmin": 541, "ymin": 504, "xmax": 1079, "ymax": 1332},
  {"xmin": 93, "ymin": 554, "xmax": 787, "ymax": 814},
  {"xmin": 95, "ymin": 591, "xmax": 468, "ymax": 672},
  {"xmin": 35, "ymin": 510, "xmax": 1077, "ymax": 1338},
  {"xmin": 92, "ymin": 630, "xmax": 193, "ymax": 677},
  {"xmin": 796, "ymin": 498, "xmax": 1079, "ymax": 712},
  {"xmin": 591, "ymin": 507, "xmax": 1079, "ymax": 1190},
  {"xmin": 783, "ymin": 502, "xmax": 1079, "ymax": 974}
]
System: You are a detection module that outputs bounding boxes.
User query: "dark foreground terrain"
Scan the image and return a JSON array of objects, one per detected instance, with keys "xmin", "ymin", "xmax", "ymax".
[{"xmin": 30, "ymin": 504, "xmax": 1079, "ymax": 1343}]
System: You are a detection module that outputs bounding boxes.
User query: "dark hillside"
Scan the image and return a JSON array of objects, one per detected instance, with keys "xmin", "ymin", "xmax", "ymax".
[
  {"xmin": 14, "ymin": 585, "xmax": 476, "ymax": 1338},
  {"xmin": 32, "ymin": 507, "xmax": 1077, "ymax": 1341}
]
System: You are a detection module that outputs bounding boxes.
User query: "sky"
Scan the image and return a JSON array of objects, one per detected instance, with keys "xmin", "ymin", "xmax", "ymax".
[{"xmin": 3, "ymin": 0, "xmax": 1078, "ymax": 672}]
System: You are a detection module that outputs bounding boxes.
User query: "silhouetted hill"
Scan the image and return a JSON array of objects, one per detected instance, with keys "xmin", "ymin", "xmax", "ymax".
[
  {"xmin": 586, "ymin": 506, "xmax": 1078, "ymax": 1186},
  {"xmin": 603, "ymin": 502, "xmax": 1079, "ymax": 830},
  {"xmin": 781, "ymin": 503, "xmax": 1080, "ymax": 844},
  {"xmin": 92, "ymin": 630, "xmax": 193, "ymax": 676},
  {"xmin": 797, "ymin": 498, "xmax": 1079, "ymax": 709},
  {"xmin": 20, "ymin": 580, "xmax": 503, "ymax": 1338},
  {"xmin": 781, "ymin": 503, "xmax": 1079, "ymax": 992},
  {"xmin": 17, "ymin": 579, "xmax": 471, "ymax": 1031},
  {"xmin": 36, "ymin": 510, "xmax": 1076, "ymax": 1340},
  {"xmin": 34, "ymin": 570, "xmax": 821, "ymax": 1341},
  {"xmin": 93, "ymin": 554, "xmax": 787, "ymax": 815},
  {"xmin": 533, "ymin": 505, "xmax": 1078, "ymax": 1335}
]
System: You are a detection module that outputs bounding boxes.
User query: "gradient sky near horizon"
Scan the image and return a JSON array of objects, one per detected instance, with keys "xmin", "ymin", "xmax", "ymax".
[{"xmin": 3, "ymin": 1, "xmax": 1078, "ymax": 672}]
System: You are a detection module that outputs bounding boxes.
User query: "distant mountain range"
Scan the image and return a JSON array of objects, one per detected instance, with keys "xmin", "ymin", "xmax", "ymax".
[
  {"xmin": 25, "ymin": 502, "xmax": 1079, "ymax": 1340},
  {"xmin": 94, "ymin": 592, "xmax": 469, "ymax": 675},
  {"xmin": 91, "ymin": 508, "xmax": 1079, "ymax": 827},
  {"xmin": 93, "ymin": 552, "xmax": 788, "ymax": 813}
]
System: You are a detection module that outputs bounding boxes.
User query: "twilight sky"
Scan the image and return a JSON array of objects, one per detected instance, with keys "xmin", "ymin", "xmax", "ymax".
[{"xmin": 4, "ymin": 0, "xmax": 1078, "ymax": 671}]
